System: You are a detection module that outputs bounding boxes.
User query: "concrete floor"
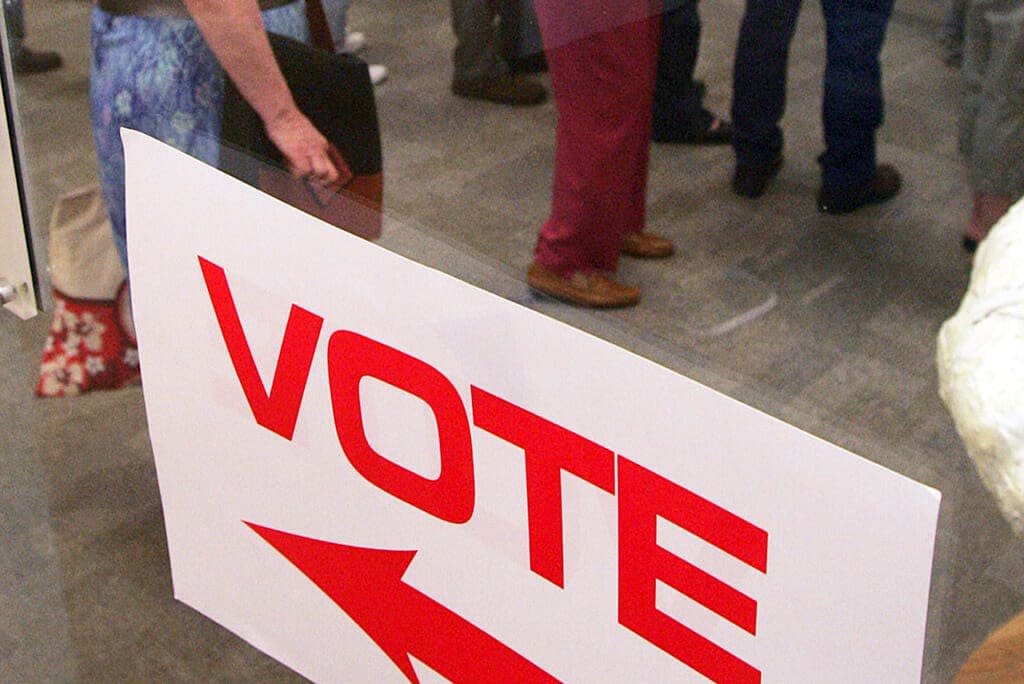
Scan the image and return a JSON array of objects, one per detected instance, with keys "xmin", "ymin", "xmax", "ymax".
[{"xmin": 3, "ymin": 0, "xmax": 1023, "ymax": 681}]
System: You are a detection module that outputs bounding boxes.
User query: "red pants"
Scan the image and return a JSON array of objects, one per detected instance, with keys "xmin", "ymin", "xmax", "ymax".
[{"xmin": 533, "ymin": 2, "xmax": 661, "ymax": 277}]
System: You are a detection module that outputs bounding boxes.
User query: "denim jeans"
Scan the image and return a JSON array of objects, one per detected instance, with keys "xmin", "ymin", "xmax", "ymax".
[
  {"xmin": 653, "ymin": 0, "xmax": 713, "ymax": 137},
  {"xmin": 323, "ymin": 0, "xmax": 350, "ymax": 51},
  {"xmin": 731, "ymin": 0, "xmax": 894, "ymax": 189}
]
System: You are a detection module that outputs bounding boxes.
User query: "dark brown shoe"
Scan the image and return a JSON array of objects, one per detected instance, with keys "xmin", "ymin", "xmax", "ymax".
[
  {"xmin": 732, "ymin": 155, "xmax": 783, "ymax": 198},
  {"xmin": 527, "ymin": 264, "xmax": 640, "ymax": 308},
  {"xmin": 13, "ymin": 47, "xmax": 62, "ymax": 75},
  {"xmin": 452, "ymin": 73, "xmax": 547, "ymax": 106},
  {"xmin": 816, "ymin": 164, "xmax": 902, "ymax": 214},
  {"xmin": 620, "ymin": 232, "xmax": 675, "ymax": 258}
]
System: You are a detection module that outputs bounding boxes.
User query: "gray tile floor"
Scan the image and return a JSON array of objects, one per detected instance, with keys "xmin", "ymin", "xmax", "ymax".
[{"xmin": 3, "ymin": 0, "xmax": 1022, "ymax": 681}]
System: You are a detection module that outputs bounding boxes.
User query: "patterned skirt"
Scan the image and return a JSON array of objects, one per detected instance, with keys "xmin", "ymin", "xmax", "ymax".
[{"xmin": 89, "ymin": 2, "xmax": 310, "ymax": 269}]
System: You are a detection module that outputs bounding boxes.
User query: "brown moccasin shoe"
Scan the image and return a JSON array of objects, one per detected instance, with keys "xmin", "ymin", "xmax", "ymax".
[
  {"xmin": 527, "ymin": 264, "xmax": 641, "ymax": 308},
  {"xmin": 620, "ymin": 232, "xmax": 675, "ymax": 258}
]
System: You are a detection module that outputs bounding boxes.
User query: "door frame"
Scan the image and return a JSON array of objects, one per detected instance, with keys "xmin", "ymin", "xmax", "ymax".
[{"xmin": 0, "ymin": 8, "xmax": 41, "ymax": 319}]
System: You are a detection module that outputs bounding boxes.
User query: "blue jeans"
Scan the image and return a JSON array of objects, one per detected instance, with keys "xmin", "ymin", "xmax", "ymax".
[
  {"xmin": 323, "ymin": 0, "xmax": 350, "ymax": 51},
  {"xmin": 653, "ymin": 0, "xmax": 713, "ymax": 137},
  {"xmin": 731, "ymin": 0, "xmax": 894, "ymax": 189}
]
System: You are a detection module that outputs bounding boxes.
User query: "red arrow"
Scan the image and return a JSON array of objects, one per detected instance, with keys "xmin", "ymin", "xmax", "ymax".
[{"xmin": 246, "ymin": 522, "xmax": 560, "ymax": 684}]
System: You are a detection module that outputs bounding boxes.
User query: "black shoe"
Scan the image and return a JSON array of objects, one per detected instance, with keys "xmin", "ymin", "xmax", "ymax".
[
  {"xmin": 731, "ymin": 155, "xmax": 783, "ymax": 198},
  {"xmin": 452, "ymin": 73, "xmax": 547, "ymax": 106},
  {"xmin": 653, "ymin": 117, "xmax": 733, "ymax": 145},
  {"xmin": 13, "ymin": 47, "xmax": 62, "ymax": 75},
  {"xmin": 816, "ymin": 164, "xmax": 902, "ymax": 215}
]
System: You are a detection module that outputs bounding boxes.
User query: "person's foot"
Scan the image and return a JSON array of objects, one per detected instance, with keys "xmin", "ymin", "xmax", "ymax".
[
  {"xmin": 732, "ymin": 155, "xmax": 783, "ymax": 198},
  {"xmin": 527, "ymin": 263, "xmax": 641, "ymax": 308},
  {"xmin": 962, "ymin": 193, "xmax": 1015, "ymax": 253},
  {"xmin": 343, "ymin": 31, "xmax": 367, "ymax": 54},
  {"xmin": 452, "ymin": 73, "xmax": 547, "ymax": 106},
  {"xmin": 620, "ymin": 232, "xmax": 675, "ymax": 258},
  {"xmin": 13, "ymin": 47, "xmax": 62, "ymax": 75},
  {"xmin": 816, "ymin": 164, "xmax": 902, "ymax": 215},
  {"xmin": 653, "ymin": 117, "xmax": 732, "ymax": 145},
  {"xmin": 368, "ymin": 64, "xmax": 389, "ymax": 86}
]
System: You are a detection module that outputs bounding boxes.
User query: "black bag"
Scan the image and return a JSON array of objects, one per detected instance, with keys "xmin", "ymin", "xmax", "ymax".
[{"xmin": 220, "ymin": 31, "xmax": 383, "ymax": 240}]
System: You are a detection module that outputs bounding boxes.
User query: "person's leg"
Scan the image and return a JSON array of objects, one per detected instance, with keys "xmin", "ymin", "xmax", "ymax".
[
  {"xmin": 653, "ymin": 0, "xmax": 719, "ymax": 141},
  {"xmin": 322, "ymin": 0, "xmax": 351, "ymax": 48},
  {"xmin": 960, "ymin": 0, "xmax": 1024, "ymax": 249},
  {"xmin": 731, "ymin": 0, "xmax": 801, "ymax": 166},
  {"xmin": 90, "ymin": 12, "xmax": 218, "ymax": 269},
  {"xmin": 814, "ymin": 0, "xmax": 901, "ymax": 213},
  {"xmin": 730, "ymin": 0, "xmax": 801, "ymax": 196},
  {"xmin": 450, "ymin": 0, "xmax": 504, "ymax": 84},
  {"xmin": 940, "ymin": 0, "xmax": 968, "ymax": 66},
  {"xmin": 319, "ymin": 0, "xmax": 388, "ymax": 83},
  {"xmin": 494, "ymin": 0, "xmax": 519, "ymax": 62},
  {"xmin": 509, "ymin": 0, "xmax": 547, "ymax": 71},
  {"xmin": 528, "ymin": 7, "xmax": 663, "ymax": 306},
  {"xmin": 450, "ymin": 0, "xmax": 545, "ymax": 103},
  {"xmin": 819, "ymin": 0, "xmax": 893, "ymax": 190},
  {"xmin": 963, "ymin": 0, "xmax": 1024, "ymax": 197},
  {"xmin": 959, "ymin": 0, "xmax": 987, "ymax": 159},
  {"xmin": 90, "ymin": 3, "xmax": 308, "ymax": 270},
  {"xmin": 532, "ymin": 8, "xmax": 661, "ymax": 279},
  {"xmin": 4, "ymin": 0, "xmax": 62, "ymax": 74}
]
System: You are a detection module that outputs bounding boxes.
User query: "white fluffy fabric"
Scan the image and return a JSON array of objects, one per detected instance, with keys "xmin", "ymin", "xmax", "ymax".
[{"xmin": 938, "ymin": 198, "xmax": 1024, "ymax": 535}]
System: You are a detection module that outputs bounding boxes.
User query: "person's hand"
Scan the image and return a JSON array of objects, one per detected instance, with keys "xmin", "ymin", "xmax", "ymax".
[{"xmin": 264, "ymin": 108, "xmax": 350, "ymax": 186}]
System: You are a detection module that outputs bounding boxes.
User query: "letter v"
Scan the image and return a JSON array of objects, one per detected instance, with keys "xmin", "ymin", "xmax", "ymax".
[{"xmin": 199, "ymin": 256, "xmax": 323, "ymax": 440}]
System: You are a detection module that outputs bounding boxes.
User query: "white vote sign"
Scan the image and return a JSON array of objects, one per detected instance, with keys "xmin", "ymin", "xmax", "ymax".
[{"xmin": 126, "ymin": 131, "xmax": 940, "ymax": 683}]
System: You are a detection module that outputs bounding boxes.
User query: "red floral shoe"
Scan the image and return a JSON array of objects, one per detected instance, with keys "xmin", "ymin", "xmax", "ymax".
[{"xmin": 37, "ymin": 281, "xmax": 140, "ymax": 398}]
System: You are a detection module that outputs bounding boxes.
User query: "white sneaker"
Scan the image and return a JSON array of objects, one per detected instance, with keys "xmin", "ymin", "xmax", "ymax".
[
  {"xmin": 343, "ymin": 31, "xmax": 366, "ymax": 54},
  {"xmin": 368, "ymin": 64, "xmax": 389, "ymax": 86}
]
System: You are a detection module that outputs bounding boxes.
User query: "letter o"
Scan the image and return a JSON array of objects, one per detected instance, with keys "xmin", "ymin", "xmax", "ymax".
[{"xmin": 328, "ymin": 331, "xmax": 474, "ymax": 523}]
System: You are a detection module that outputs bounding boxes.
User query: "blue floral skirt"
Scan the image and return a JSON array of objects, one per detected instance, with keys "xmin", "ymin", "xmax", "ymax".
[{"xmin": 90, "ymin": 2, "xmax": 309, "ymax": 269}]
